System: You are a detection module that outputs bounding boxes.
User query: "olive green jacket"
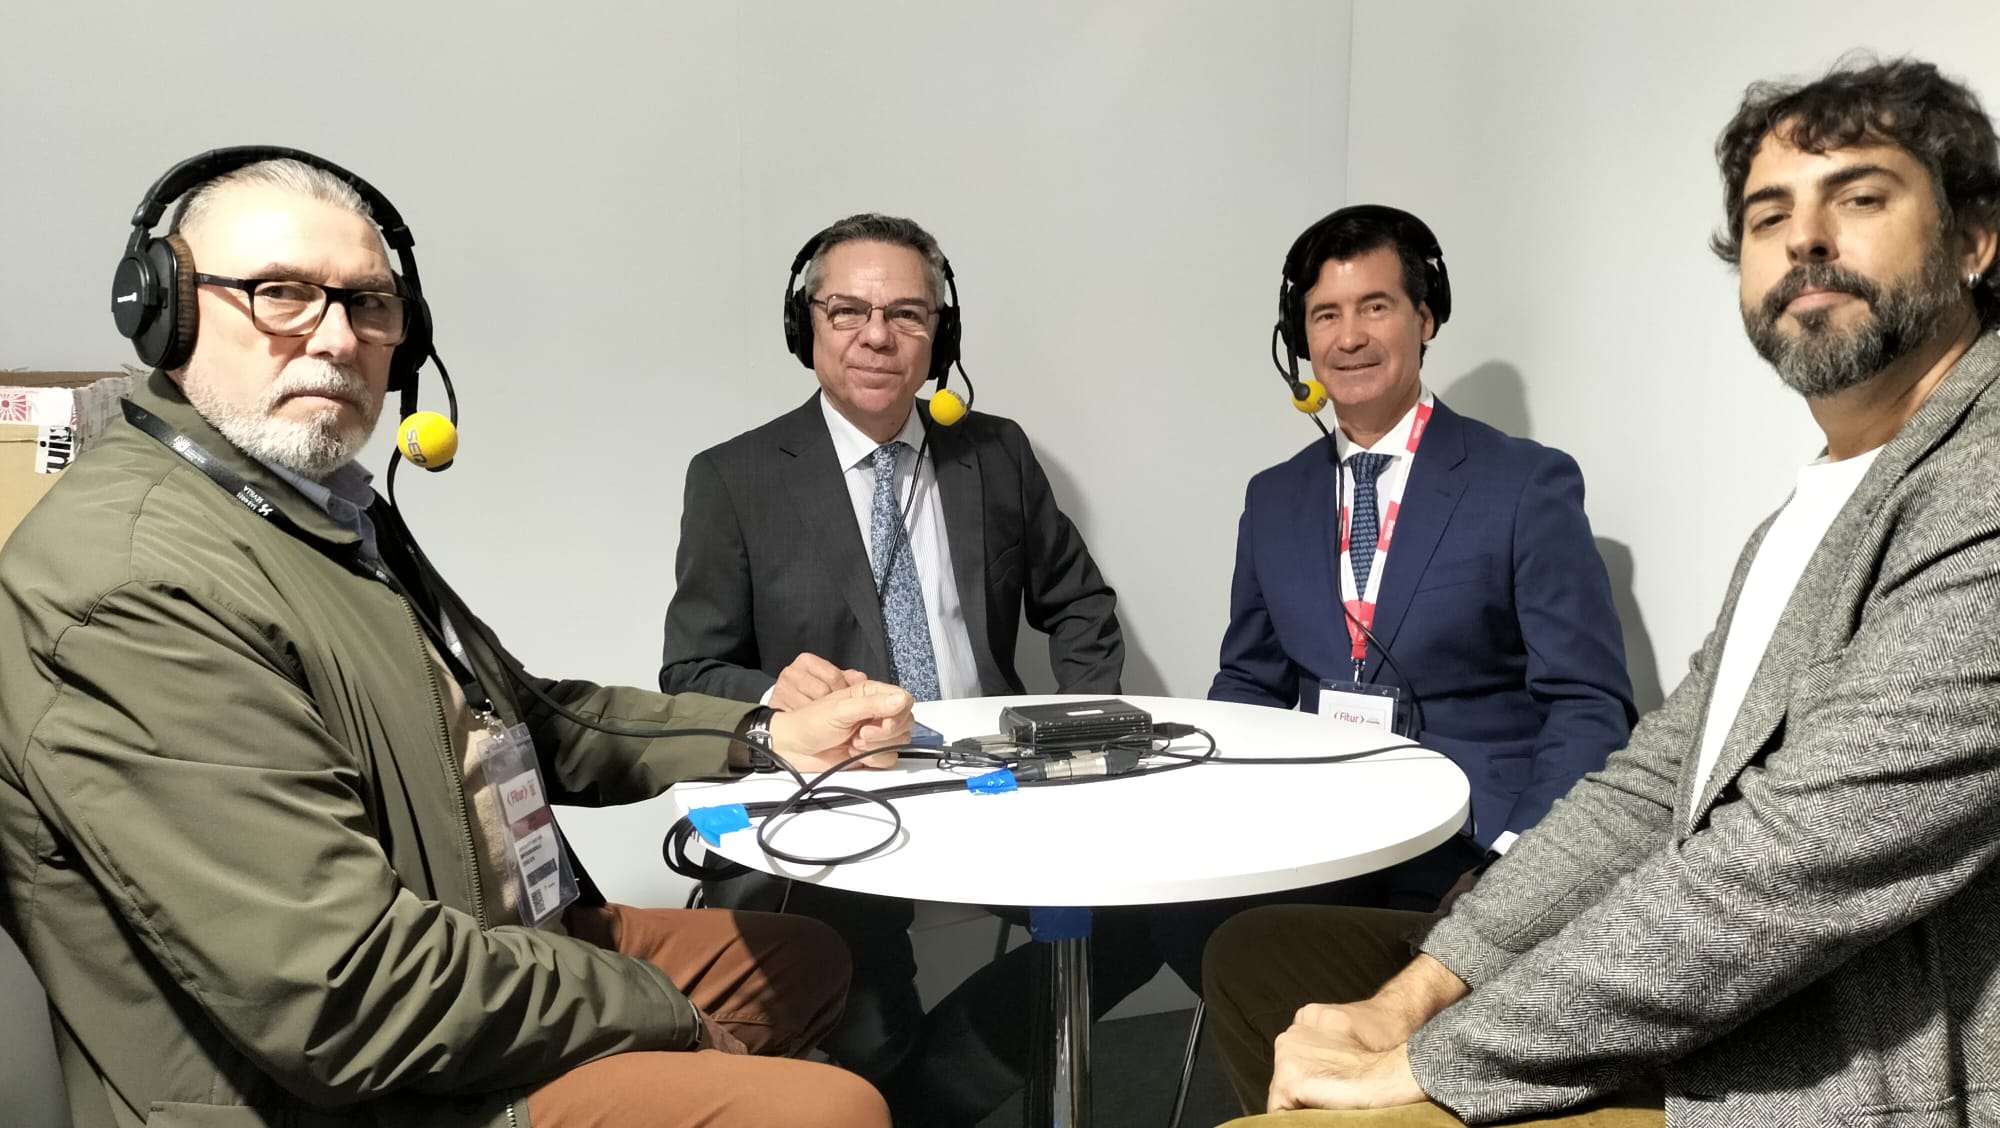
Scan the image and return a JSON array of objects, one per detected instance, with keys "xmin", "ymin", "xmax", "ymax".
[{"xmin": 0, "ymin": 371, "xmax": 755, "ymax": 1128}]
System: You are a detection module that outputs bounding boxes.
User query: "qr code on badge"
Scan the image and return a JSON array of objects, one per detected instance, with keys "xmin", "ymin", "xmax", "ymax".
[{"xmin": 528, "ymin": 886, "xmax": 547, "ymax": 918}]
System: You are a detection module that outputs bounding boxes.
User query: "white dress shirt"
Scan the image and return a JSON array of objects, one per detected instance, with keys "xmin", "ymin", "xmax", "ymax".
[
  {"xmin": 821, "ymin": 397, "xmax": 983, "ymax": 700},
  {"xmin": 1330, "ymin": 387, "xmax": 1434, "ymax": 609}
]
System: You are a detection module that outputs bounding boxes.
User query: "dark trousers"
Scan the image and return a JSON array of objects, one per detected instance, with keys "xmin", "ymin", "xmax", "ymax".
[
  {"xmin": 704, "ymin": 871, "xmax": 1164, "ymax": 1126},
  {"xmin": 1149, "ymin": 834, "xmax": 1485, "ymax": 993},
  {"xmin": 1203, "ymin": 904, "xmax": 1663, "ymax": 1126}
]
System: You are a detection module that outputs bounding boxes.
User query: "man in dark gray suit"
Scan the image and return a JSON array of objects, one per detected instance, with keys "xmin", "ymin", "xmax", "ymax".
[
  {"xmin": 661, "ymin": 214, "xmax": 1150, "ymax": 1123},
  {"xmin": 661, "ymin": 215, "xmax": 1122, "ymax": 708},
  {"xmin": 1204, "ymin": 56, "xmax": 2000, "ymax": 1127}
]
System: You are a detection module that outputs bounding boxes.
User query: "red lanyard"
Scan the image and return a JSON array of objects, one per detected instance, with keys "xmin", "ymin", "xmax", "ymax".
[{"xmin": 1337, "ymin": 400, "xmax": 1432, "ymax": 667}]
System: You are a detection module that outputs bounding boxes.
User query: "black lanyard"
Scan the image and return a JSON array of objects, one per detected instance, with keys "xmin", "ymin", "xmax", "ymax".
[{"xmin": 123, "ymin": 400, "xmax": 496, "ymax": 713}]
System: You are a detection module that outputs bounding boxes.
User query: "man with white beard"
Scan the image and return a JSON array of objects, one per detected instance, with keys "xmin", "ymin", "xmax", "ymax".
[{"xmin": 0, "ymin": 153, "xmax": 915, "ymax": 1128}]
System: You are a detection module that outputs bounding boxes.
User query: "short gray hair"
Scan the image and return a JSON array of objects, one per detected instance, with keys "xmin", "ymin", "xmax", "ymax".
[
  {"xmin": 168, "ymin": 158, "xmax": 373, "ymax": 236},
  {"xmin": 799, "ymin": 213, "xmax": 951, "ymax": 307}
]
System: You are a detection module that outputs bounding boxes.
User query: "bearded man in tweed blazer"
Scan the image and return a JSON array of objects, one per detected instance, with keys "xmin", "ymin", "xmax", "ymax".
[{"xmin": 1202, "ymin": 56, "xmax": 2000, "ymax": 1128}]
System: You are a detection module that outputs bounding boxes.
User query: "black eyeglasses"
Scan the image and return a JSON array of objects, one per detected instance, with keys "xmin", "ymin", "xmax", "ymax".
[
  {"xmin": 811, "ymin": 297, "xmax": 937, "ymax": 336},
  {"xmin": 195, "ymin": 273, "xmax": 410, "ymax": 346}
]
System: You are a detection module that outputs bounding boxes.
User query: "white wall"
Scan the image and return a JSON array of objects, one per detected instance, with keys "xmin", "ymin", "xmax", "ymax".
[
  {"xmin": 2, "ymin": 1, "xmax": 1352, "ymax": 703},
  {"xmin": 1345, "ymin": 0, "xmax": 2000, "ymax": 711}
]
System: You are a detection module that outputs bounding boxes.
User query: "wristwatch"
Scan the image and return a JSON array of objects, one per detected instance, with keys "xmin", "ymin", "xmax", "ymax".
[{"xmin": 742, "ymin": 706, "xmax": 779, "ymax": 772}]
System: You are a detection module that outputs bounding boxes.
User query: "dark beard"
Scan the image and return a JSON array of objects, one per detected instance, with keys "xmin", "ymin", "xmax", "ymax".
[{"xmin": 1742, "ymin": 237, "xmax": 1963, "ymax": 399}]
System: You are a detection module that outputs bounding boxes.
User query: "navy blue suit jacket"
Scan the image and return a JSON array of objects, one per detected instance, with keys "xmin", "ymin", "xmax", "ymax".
[{"xmin": 1210, "ymin": 399, "xmax": 1636, "ymax": 848}]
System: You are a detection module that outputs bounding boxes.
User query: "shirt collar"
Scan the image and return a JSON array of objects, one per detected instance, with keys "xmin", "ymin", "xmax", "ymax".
[
  {"xmin": 259, "ymin": 457, "xmax": 381, "ymax": 560},
  {"xmin": 820, "ymin": 394, "xmax": 927, "ymax": 471},
  {"xmin": 1334, "ymin": 386, "xmax": 1433, "ymax": 462}
]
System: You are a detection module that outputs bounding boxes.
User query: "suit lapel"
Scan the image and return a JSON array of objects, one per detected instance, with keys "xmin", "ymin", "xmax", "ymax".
[
  {"xmin": 776, "ymin": 396, "xmax": 892, "ymax": 672},
  {"xmin": 926, "ymin": 415, "xmax": 994, "ymax": 686},
  {"xmin": 1297, "ymin": 450, "xmax": 1352, "ymax": 674},
  {"xmin": 1363, "ymin": 401, "xmax": 1469, "ymax": 680}
]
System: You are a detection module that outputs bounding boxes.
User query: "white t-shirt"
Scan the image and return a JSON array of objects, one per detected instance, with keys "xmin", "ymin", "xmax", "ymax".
[{"xmin": 1687, "ymin": 447, "xmax": 1882, "ymax": 816}]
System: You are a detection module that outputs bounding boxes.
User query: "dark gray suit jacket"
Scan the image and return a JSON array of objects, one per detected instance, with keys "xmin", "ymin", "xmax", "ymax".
[
  {"xmin": 660, "ymin": 394, "xmax": 1123, "ymax": 701},
  {"xmin": 1411, "ymin": 330, "xmax": 2000, "ymax": 1126}
]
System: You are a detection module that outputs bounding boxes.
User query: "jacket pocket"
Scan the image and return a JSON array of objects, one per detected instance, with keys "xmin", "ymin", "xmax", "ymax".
[{"xmin": 1413, "ymin": 555, "xmax": 1495, "ymax": 592}]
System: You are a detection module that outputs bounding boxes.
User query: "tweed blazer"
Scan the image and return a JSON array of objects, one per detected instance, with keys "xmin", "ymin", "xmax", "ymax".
[{"xmin": 1412, "ymin": 330, "xmax": 2000, "ymax": 1127}]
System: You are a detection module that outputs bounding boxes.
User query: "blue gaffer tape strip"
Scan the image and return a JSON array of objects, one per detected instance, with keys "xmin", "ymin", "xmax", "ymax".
[
  {"xmin": 1030, "ymin": 906, "xmax": 1093, "ymax": 941},
  {"xmin": 967, "ymin": 768, "xmax": 1019, "ymax": 794},
  {"xmin": 687, "ymin": 803, "xmax": 752, "ymax": 846}
]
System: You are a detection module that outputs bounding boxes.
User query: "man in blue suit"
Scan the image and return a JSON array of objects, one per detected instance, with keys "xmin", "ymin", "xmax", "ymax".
[{"xmin": 1158, "ymin": 206, "xmax": 1636, "ymax": 987}]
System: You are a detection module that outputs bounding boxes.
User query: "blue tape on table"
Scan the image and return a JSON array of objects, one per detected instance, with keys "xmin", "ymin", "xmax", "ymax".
[
  {"xmin": 687, "ymin": 803, "xmax": 752, "ymax": 846},
  {"xmin": 1030, "ymin": 906, "xmax": 1093, "ymax": 941},
  {"xmin": 967, "ymin": 768, "xmax": 1019, "ymax": 794}
]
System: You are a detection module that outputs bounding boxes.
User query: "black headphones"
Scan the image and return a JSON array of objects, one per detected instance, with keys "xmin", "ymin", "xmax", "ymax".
[
  {"xmin": 781, "ymin": 226, "xmax": 963, "ymax": 388},
  {"xmin": 1275, "ymin": 204, "xmax": 1451, "ymax": 360},
  {"xmin": 111, "ymin": 145, "xmax": 435, "ymax": 398}
]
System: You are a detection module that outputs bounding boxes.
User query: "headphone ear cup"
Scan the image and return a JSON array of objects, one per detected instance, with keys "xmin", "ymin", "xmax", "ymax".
[
  {"xmin": 110, "ymin": 252, "xmax": 155, "ymax": 351},
  {"xmin": 133, "ymin": 234, "xmax": 199, "ymax": 371},
  {"xmin": 388, "ymin": 279, "xmax": 432, "ymax": 393},
  {"xmin": 783, "ymin": 288, "xmax": 815, "ymax": 369},
  {"xmin": 929, "ymin": 305, "xmax": 961, "ymax": 383},
  {"xmin": 1276, "ymin": 287, "xmax": 1308, "ymax": 361},
  {"xmin": 1423, "ymin": 257, "xmax": 1451, "ymax": 327}
]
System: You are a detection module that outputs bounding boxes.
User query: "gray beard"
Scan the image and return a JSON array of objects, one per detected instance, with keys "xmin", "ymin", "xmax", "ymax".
[
  {"xmin": 1743, "ymin": 238, "xmax": 1963, "ymax": 399},
  {"xmin": 181, "ymin": 358, "xmax": 380, "ymax": 480}
]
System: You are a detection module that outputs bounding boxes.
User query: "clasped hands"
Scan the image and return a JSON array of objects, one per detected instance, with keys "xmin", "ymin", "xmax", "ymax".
[
  {"xmin": 761, "ymin": 652, "xmax": 911, "ymax": 772},
  {"xmin": 1268, "ymin": 997, "xmax": 1429, "ymax": 1112}
]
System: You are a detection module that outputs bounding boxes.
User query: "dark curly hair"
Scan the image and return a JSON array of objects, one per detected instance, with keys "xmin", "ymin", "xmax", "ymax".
[{"xmin": 1711, "ymin": 55, "xmax": 2000, "ymax": 325}]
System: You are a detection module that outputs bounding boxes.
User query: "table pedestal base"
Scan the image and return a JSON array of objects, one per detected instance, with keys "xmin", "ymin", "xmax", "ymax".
[{"xmin": 1027, "ymin": 907, "xmax": 1092, "ymax": 1127}]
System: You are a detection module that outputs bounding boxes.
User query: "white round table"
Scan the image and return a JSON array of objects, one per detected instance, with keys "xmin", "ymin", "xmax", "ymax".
[{"xmin": 673, "ymin": 695, "xmax": 1469, "ymax": 1127}]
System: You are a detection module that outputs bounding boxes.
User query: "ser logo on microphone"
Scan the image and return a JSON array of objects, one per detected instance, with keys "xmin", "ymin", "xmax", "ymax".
[{"xmin": 398, "ymin": 410, "xmax": 458, "ymax": 471}]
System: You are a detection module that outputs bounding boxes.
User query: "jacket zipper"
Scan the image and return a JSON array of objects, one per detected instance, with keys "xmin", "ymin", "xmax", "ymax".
[
  {"xmin": 372, "ymin": 572, "xmax": 509, "ymax": 1124},
  {"xmin": 400, "ymin": 597, "xmax": 489, "ymax": 930}
]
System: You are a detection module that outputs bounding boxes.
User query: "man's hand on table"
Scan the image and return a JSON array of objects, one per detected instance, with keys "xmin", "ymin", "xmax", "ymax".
[
  {"xmin": 769, "ymin": 651, "xmax": 868, "ymax": 711},
  {"xmin": 770, "ymin": 680, "xmax": 912, "ymax": 771}
]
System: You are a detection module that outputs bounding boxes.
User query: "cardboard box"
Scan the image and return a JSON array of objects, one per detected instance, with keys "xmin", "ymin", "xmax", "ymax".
[{"xmin": 1, "ymin": 371, "xmax": 138, "ymax": 551}]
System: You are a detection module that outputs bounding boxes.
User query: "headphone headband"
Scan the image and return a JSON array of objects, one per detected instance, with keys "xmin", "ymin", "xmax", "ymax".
[{"xmin": 128, "ymin": 146, "xmax": 415, "ymax": 255}]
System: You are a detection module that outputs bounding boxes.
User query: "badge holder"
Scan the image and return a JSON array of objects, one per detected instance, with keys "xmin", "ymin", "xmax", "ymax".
[
  {"xmin": 477, "ymin": 718, "xmax": 580, "ymax": 928},
  {"xmin": 1315, "ymin": 679, "xmax": 1414, "ymax": 738}
]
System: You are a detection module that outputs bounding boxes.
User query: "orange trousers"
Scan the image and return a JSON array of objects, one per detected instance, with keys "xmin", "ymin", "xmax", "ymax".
[{"xmin": 526, "ymin": 903, "xmax": 890, "ymax": 1128}]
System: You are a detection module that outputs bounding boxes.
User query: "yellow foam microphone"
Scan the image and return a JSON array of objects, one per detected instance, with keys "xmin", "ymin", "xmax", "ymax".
[
  {"xmin": 1289, "ymin": 378, "xmax": 1330, "ymax": 414},
  {"xmin": 397, "ymin": 410, "xmax": 459, "ymax": 471},
  {"xmin": 927, "ymin": 387, "xmax": 969, "ymax": 427}
]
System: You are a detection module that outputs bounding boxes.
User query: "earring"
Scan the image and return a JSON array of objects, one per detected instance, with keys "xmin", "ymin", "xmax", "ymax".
[{"xmin": 1973, "ymin": 272, "xmax": 1986, "ymax": 289}]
